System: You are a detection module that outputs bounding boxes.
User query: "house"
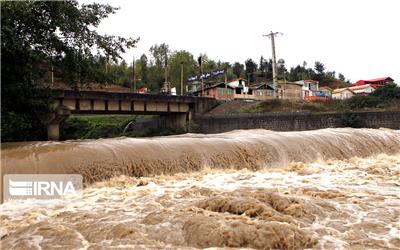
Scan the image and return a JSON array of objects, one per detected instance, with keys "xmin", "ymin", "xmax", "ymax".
[
  {"xmin": 294, "ymin": 79, "xmax": 332, "ymax": 100},
  {"xmin": 191, "ymin": 82, "xmax": 235, "ymax": 100},
  {"xmin": 279, "ymin": 82, "xmax": 303, "ymax": 100},
  {"xmin": 332, "ymin": 88, "xmax": 355, "ymax": 100},
  {"xmin": 319, "ymin": 86, "xmax": 332, "ymax": 97},
  {"xmin": 296, "ymin": 80, "xmax": 319, "ymax": 99},
  {"xmin": 227, "ymin": 78, "xmax": 258, "ymax": 100},
  {"xmin": 250, "ymin": 82, "xmax": 275, "ymax": 100},
  {"xmin": 348, "ymin": 77, "xmax": 393, "ymax": 95},
  {"xmin": 353, "ymin": 77, "xmax": 394, "ymax": 86},
  {"xmin": 227, "ymin": 78, "xmax": 247, "ymax": 88},
  {"xmin": 349, "ymin": 84, "xmax": 376, "ymax": 95}
]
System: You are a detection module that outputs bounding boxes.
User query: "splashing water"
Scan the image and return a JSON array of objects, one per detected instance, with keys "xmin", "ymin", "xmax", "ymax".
[{"xmin": 1, "ymin": 128, "xmax": 400, "ymax": 249}]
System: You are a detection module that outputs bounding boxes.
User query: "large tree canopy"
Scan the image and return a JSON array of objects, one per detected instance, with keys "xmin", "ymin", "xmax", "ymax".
[{"xmin": 1, "ymin": 0, "xmax": 138, "ymax": 141}]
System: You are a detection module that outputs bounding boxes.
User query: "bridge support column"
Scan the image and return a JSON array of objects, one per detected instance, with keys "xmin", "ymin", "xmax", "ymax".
[
  {"xmin": 47, "ymin": 123, "xmax": 61, "ymax": 141},
  {"xmin": 47, "ymin": 106, "xmax": 71, "ymax": 141},
  {"xmin": 164, "ymin": 113, "xmax": 189, "ymax": 130}
]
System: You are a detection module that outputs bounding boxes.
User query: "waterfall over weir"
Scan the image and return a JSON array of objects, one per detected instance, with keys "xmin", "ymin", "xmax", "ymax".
[
  {"xmin": 1, "ymin": 128, "xmax": 400, "ymax": 249},
  {"xmin": 2, "ymin": 128, "xmax": 399, "ymax": 184}
]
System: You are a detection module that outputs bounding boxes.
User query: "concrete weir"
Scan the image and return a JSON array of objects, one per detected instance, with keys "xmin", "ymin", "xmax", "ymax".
[{"xmin": 48, "ymin": 90, "xmax": 218, "ymax": 140}]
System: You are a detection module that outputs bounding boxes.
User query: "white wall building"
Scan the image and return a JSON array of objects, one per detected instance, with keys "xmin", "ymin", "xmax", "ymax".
[{"xmin": 332, "ymin": 88, "xmax": 355, "ymax": 100}]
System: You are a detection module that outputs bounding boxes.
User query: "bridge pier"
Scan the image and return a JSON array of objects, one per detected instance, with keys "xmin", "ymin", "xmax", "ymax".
[
  {"xmin": 47, "ymin": 123, "xmax": 61, "ymax": 141},
  {"xmin": 47, "ymin": 106, "xmax": 71, "ymax": 141},
  {"xmin": 164, "ymin": 113, "xmax": 189, "ymax": 130}
]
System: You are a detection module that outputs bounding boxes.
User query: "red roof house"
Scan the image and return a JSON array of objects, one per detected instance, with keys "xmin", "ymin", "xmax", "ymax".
[{"xmin": 353, "ymin": 77, "xmax": 394, "ymax": 86}]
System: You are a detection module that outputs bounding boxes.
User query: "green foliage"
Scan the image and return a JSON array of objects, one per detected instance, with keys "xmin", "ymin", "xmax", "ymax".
[
  {"xmin": 139, "ymin": 54, "xmax": 148, "ymax": 84},
  {"xmin": 314, "ymin": 61, "xmax": 325, "ymax": 74},
  {"xmin": 343, "ymin": 84, "xmax": 400, "ymax": 110},
  {"xmin": 239, "ymin": 102, "xmax": 264, "ymax": 113},
  {"xmin": 245, "ymin": 59, "xmax": 258, "ymax": 83},
  {"xmin": 1, "ymin": 0, "xmax": 138, "ymax": 142},
  {"xmin": 338, "ymin": 73, "xmax": 346, "ymax": 82},
  {"xmin": 83, "ymin": 125, "xmax": 122, "ymax": 139},
  {"xmin": 345, "ymin": 95, "xmax": 382, "ymax": 109},
  {"xmin": 60, "ymin": 115, "xmax": 187, "ymax": 139},
  {"xmin": 60, "ymin": 117, "xmax": 92, "ymax": 139},
  {"xmin": 148, "ymin": 43, "xmax": 170, "ymax": 90},
  {"xmin": 372, "ymin": 83, "xmax": 400, "ymax": 100},
  {"xmin": 232, "ymin": 62, "xmax": 245, "ymax": 78},
  {"xmin": 287, "ymin": 60, "xmax": 347, "ymax": 86},
  {"xmin": 341, "ymin": 112, "xmax": 364, "ymax": 128},
  {"xmin": 60, "ymin": 115, "xmax": 137, "ymax": 139},
  {"xmin": 168, "ymin": 50, "xmax": 197, "ymax": 93}
]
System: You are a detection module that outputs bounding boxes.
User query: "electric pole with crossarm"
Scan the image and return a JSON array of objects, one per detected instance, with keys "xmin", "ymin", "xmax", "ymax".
[{"xmin": 263, "ymin": 31, "xmax": 283, "ymax": 97}]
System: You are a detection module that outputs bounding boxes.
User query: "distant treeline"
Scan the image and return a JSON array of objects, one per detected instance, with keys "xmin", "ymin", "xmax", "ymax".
[{"xmin": 54, "ymin": 43, "xmax": 351, "ymax": 93}]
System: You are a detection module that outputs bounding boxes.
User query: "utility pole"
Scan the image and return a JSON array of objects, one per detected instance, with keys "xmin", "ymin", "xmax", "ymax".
[
  {"xmin": 224, "ymin": 68, "xmax": 228, "ymax": 100},
  {"xmin": 263, "ymin": 31, "xmax": 282, "ymax": 97},
  {"xmin": 163, "ymin": 55, "xmax": 170, "ymax": 94},
  {"xmin": 199, "ymin": 56, "xmax": 204, "ymax": 96},
  {"xmin": 132, "ymin": 56, "xmax": 136, "ymax": 92},
  {"xmin": 180, "ymin": 62, "xmax": 184, "ymax": 95},
  {"xmin": 164, "ymin": 64, "xmax": 169, "ymax": 94}
]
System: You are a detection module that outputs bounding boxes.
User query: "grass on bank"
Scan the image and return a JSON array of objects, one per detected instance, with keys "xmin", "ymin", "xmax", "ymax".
[{"xmin": 60, "ymin": 114, "xmax": 186, "ymax": 140}]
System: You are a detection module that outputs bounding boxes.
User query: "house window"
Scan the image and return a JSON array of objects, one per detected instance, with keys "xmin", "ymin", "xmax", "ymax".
[
  {"xmin": 227, "ymin": 89, "xmax": 233, "ymax": 95},
  {"xmin": 218, "ymin": 88, "xmax": 225, "ymax": 95}
]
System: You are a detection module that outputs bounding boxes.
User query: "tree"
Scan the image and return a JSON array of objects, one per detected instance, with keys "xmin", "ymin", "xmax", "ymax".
[
  {"xmin": 314, "ymin": 61, "xmax": 325, "ymax": 74},
  {"xmin": 259, "ymin": 56, "xmax": 266, "ymax": 76},
  {"xmin": 372, "ymin": 83, "xmax": 400, "ymax": 100},
  {"xmin": 245, "ymin": 59, "xmax": 257, "ymax": 83},
  {"xmin": 139, "ymin": 54, "xmax": 148, "ymax": 84},
  {"xmin": 149, "ymin": 43, "xmax": 170, "ymax": 68},
  {"xmin": 149, "ymin": 43, "xmax": 170, "ymax": 89},
  {"xmin": 232, "ymin": 62, "xmax": 244, "ymax": 78},
  {"xmin": 1, "ymin": 0, "xmax": 138, "ymax": 141},
  {"xmin": 168, "ymin": 50, "xmax": 197, "ymax": 93},
  {"xmin": 338, "ymin": 73, "xmax": 346, "ymax": 82},
  {"xmin": 277, "ymin": 58, "xmax": 287, "ymax": 80}
]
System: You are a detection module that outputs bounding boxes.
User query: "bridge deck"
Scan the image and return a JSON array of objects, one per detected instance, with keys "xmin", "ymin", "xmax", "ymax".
[{"xmin": 55, "ymin": 90, "xmax": 217, "ymax": 115}]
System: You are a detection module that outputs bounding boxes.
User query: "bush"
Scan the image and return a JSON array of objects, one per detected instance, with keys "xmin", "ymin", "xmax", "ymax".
[
  {"xmin": 372, "ymin": 83, "xmax": 400, "ymax": 100},
  {"xmin": 60, "ymin": 117, "xmax": 92, "ymax": 140},
  {"xmin": 345, "ymin": 95, "xmax": 382, "ymax": 109},
  {"xmin": 341, "ymin": 112, "xmax": 364, "ymax": 128},
  {"xmin": 83, "ymin": 125, "xmax": 122, "ymax": 139}
]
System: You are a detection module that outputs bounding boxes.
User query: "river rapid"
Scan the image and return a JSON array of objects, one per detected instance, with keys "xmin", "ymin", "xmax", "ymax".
[{"xmin": 1, "ymin": 128, "xmax": 400, "ymax": 249}]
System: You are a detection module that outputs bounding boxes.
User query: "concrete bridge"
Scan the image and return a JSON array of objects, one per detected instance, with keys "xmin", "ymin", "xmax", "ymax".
[{"xmin": 48, "ymin": 90, "xmax": 218, "ymax": 140}]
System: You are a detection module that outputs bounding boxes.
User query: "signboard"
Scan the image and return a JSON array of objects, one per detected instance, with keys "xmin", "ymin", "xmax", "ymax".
[{"xmin": 187, "ymin": 69, "xmax": 225, "ymax": 82}]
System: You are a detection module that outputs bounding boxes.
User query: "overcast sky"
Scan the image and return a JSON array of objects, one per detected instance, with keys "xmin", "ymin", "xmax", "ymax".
[{"xmin": 81, "ymin": 0, "xmax": 399, "ymax": 83}]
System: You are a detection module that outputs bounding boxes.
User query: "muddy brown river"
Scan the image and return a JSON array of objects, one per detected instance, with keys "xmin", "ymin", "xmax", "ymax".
[{"xmin": 1, "ymin": 128, "xmax": 400, "ymax": 249}]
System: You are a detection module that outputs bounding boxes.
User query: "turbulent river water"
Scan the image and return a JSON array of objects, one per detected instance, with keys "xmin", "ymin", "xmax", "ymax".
[{"xmin": 1, "ymin": 128, "xmax": 400, "ymax": 249}]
